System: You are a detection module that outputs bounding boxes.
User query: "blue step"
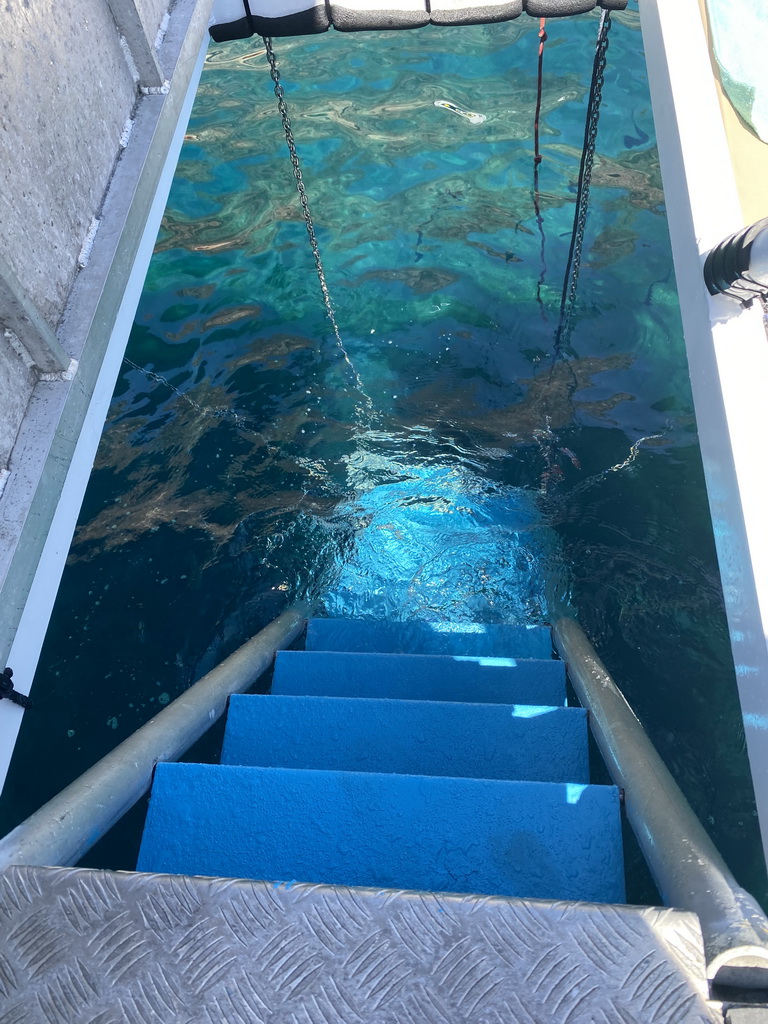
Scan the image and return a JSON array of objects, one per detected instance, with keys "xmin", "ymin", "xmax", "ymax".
[
  {"xmin": 272, "ymin": 650, "xmax": 565, "ymax": 705},
  {"xmin": 138, "ymin": 764, "xmax": 624, "ymax": 903},
  {"xmin": 306, "ymin": 618, "xmax": 553, "ymax": 659},
  {"xmin": 222, "ymin": 695, "xmax": 588, "ymax": 783}
]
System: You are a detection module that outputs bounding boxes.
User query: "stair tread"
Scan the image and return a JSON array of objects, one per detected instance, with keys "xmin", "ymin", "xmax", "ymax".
[
  {"xmin": 138, "ymin": 763, "xmax": 624, "ymax": 904},
  {"xmin": 306, "ymin": 618, "xmax": 553, "ymax": 659},
  {"xmin": 273, "ymin": 650, "xmax": 565, "ymax": 705},
  {"xmin": 222, "ymin": 694, "xmax": 588, "ymax": 782}
]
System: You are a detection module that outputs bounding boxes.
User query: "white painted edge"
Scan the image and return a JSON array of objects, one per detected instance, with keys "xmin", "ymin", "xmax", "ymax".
[
  {"xmin": 155, "ymin": 11, "xmax": 171, "ymax": 50},
  {"xmin": 119, "ymin": 116, "xmax": 136, "ymax": 149},
  {"xmin": 0, "ymin": 37, "xmax": 209, "ymax": 795},
  {"xmin": 640, "ymin": 0, "xmax": 768, "ymax": 868},
  {"xmin": 119, "ymin": 32, "xmax": 142, "ymax": 86}
]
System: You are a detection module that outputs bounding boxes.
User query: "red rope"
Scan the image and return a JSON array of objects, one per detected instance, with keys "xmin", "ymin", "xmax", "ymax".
[{"xmin": 533, "ymin": 18, "xmax": 547, "ymax": 169}]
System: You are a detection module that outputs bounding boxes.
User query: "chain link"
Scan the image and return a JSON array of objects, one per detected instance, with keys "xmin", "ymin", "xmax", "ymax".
[
  {"xmin": 555, "ymin": 11, "xmax": 612, "ymax": 354},
  {"xmin": 263, "ymin": 36, "xmax": 366, "ymax": 395}
]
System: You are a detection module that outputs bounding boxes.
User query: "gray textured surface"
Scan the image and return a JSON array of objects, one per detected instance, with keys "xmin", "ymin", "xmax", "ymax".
[
  {"xmin": 0, "ymin": 0, "xmax": 137, "ymax": 331},
  {"xmin": 0, "ymin": 0, "xmax": 212, "ymax": 685},
  {"xmin": 0, "ymin": 336, "xmax": 35, "ymax": 472},
  {"xmin": 0, "ymin": 864, "xmax": 721, "ymax": 1023},
  {"xmin": 525, "ymin": 0, "xmax": 596, "ymax": 14},
  {"xmin": 726, "ymin": 1009, "xmax": 768, "ymax": 1024}
]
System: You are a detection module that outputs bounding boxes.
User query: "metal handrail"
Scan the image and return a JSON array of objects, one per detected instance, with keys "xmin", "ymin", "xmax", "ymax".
[
  {"xmin": 3, "ymin": 603, "xmax": 766, "ymax": 988},
  {"xmin": 0, "ymin": 603, "xmax": 308, "ymax": 871},
  {"xmin": 554, "ymin": 615, "xmax": 768, "ymax": 990}
]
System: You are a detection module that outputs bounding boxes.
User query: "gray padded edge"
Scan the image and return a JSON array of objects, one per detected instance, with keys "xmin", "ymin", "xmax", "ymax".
[
  {"xmin": 526, "ymin": 0, "xmax": 631, "ymax": 13},
  {"xmin": 211, "ymin": 0, "xmax": 628, "ymax": 36},
  {"xmin": 430, "ymin": 1, "xmax": 523, "ymax": 27},
  {"xmin": 0, "ymin": 864, "xmax": 720, "ymax": 1023},
  {"xmin": 210, "ymin": 9, "xmax": 330, "ymax": 40},
  {"xmin": 251, "ymin": 8, "xmax": 331, "ymax": 34},
  {"xmin": 524, "ymin": 0, "xmax": 596, "ymax": 15},
  {"xmin": 330, "ymin": 1, "xmax": 429, "ymax": 31}
]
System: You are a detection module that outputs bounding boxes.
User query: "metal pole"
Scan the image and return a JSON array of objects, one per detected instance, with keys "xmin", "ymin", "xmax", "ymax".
[
  {"xmin": 0, "ymin": 604, "xmax": 307, "ymax": 871},
  {"xmin": 106, "ymin": 0, "xmax": 167, "ymax": 90},
  {"xmin": 0, "ymin": 256, "xmax": 70, "ymax": 374},
  {"xmin": 553, "ymin": 616, "xmax": 768, "ymax": 989}
]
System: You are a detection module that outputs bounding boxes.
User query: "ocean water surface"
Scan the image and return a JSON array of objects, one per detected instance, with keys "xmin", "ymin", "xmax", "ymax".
[{"xmin": 2, "ymin": 6, "xmax": 765, "ymax": 903}]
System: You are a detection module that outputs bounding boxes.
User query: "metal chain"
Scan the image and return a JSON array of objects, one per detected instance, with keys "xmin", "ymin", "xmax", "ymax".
[
  {"xmin": 263, "ymin": 36, "xmax": 364, "ymax": 393},
  {"xmin": 554, "ymin": 11, "xmax": 612, "ymax": 354}
]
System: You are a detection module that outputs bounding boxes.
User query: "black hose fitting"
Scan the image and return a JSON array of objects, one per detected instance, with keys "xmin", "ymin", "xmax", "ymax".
[{"xmin": 703, "ymin": 216, "xmax": 768, "ymax": 306}]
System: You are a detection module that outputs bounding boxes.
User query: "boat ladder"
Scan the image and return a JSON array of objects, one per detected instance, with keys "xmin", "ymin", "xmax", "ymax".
[{"xmin": 0, "ymin": 607, "xmax": 766, "ymax": 1022}]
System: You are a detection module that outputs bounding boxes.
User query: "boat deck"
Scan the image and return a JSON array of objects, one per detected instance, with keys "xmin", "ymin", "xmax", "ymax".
[{"xmin": 0, "ymin": 863, "xmax": 719, "ymax": 1024}]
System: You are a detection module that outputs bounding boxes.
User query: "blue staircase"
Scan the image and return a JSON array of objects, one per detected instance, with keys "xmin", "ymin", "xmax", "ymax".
[{"xmin": 138, "ymin": 618, "xmax": 625, "ymax": 904}]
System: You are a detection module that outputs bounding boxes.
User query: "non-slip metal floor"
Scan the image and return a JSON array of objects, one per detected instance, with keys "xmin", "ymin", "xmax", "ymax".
[{"xmin": 0, "ymin": 864, "xmax": 721, "ymax": 1023}]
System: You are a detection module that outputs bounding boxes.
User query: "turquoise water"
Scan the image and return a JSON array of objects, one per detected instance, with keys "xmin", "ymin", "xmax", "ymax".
[{"xmin": 2, "ymin": 7, "xmax": 765, "ymax": 902}]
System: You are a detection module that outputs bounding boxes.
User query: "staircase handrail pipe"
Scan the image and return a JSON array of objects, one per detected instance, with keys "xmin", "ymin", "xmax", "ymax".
[
  {"xmin": 0, "ymin": 604, "xmax": 308, "ymax": 871},
  {"xmin": 554, "ymin": 615, "xmax": 768, "ymax": 990}
]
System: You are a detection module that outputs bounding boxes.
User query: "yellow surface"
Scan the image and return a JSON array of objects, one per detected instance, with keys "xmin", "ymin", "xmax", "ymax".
[{"xmin": 698, "ymin": 0, "xmax": 768, "ymax": 226}]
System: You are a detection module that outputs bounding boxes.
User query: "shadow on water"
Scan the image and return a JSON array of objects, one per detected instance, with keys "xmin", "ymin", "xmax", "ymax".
[{"xmin": 1, "ymin": 9, "xmax": 765, "ymax": 907}]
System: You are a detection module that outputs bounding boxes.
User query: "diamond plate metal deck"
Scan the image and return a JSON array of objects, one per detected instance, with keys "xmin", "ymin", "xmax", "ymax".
[{"xmin": 0, "ymin": 865, "xmax": 721, "ymax": 1023}]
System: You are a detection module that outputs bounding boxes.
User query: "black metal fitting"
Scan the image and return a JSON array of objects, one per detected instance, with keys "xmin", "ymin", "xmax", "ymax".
[{"xmin": 703, "ymin": 216, "xmax": 768, "ymax": 306}]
